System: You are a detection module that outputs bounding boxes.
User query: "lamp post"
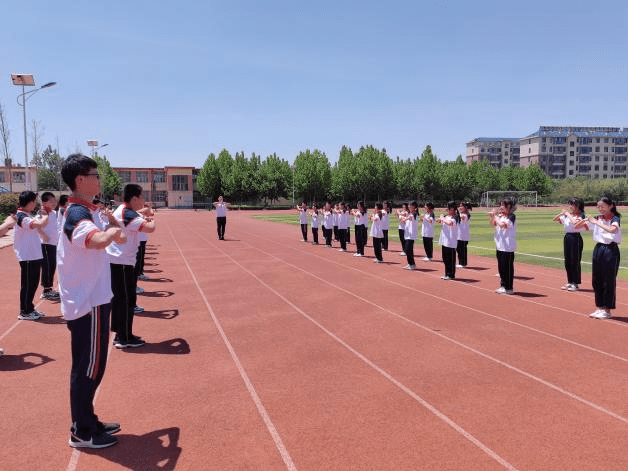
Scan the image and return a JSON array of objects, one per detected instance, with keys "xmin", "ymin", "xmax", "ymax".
[
  {"xmin": 291, "ymin": 164, "xmax": 295, "ymax": 205},
  {"xmin": 87, "ymin": 140, "xmax": 108, "ymax": 157},
  {"xmin": 12, "ymin": 74, "xmax": 56, "ymax": 190}
]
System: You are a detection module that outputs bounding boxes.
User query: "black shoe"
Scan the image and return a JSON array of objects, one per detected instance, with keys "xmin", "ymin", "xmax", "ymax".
[
  {"xmin": 97, "ymin": 421, "xmax": 121, "ymax": 434},
  {"xmin": 69, "ymin": 430, "xmax": 118, "ymax": 449}
]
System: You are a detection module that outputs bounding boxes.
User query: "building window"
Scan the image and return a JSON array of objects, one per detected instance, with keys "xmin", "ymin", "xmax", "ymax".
[
  {"xmin": 570, "ymin": 151, "xmax": 574, "ymax": 156},
  {"xmin": 0, "ymin": 173, "xmax": 4, "ymax": 183},
  {"xmin": 594, "ymin": 174, "xmax": 599, "ymax": 178},
  {"xmin": 153, "ymin": 172, "xmax": 165, "ymax": 183},
  {"xmin": 13, "ymin": 172, "xmax": 25, "ymax": 183},
  {"xmin": 528, "ymin": 148, "xmax": 531, "ymax": 153},
  {"xmin": 596, "ymin": 138, "xmax": 600, "ymax": 143},
  {"xmin": 604, "ymin": 138, "xmax": 609, "ymax": 143},
  {"xmin": 152, "ymin": 191, "xmax": 166, "ymax": 202},
  {"xmin": 118, "ymin": 171, "xmax": 131, "ymax": 183},
  {"xmin": 136, "ymin": 171, "xmax": 148, "ymax": 183},
  {"xmin": 595, "ymin": 165, "xmax": 599, "ymax": 171},
  {"xmin": 595, "ymin": 147, "xmax": 600, "ymax": 152},
  {"xmin": 569, "ymin": 170, "xmax": 574, "ymax": 175},
  {"xmin": 172, "ymin": 175, "xmax": 189, "ymax": 191}
]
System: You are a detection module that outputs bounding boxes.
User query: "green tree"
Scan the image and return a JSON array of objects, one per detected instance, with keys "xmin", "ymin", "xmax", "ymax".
[
  {"xmin": 413, "ymin": 145, "xmax": 442, "ymax": 201},
  {"xmin": 36, "ymin": 145, "xmax": 66, "ymax": 191},
  {"xmin": 293, "ymin": 149, "xmax": 330, "ymax": 203},
  {"xmin": 196, "ymin": 153, "xmax": 220, "ymax": 199},
  {"xmin": 215, "ymin": 149, "xmax": 234, "ymax": 198},
  {"xmin": 392, "ymin": 157, "xmax": 415, "ymax": 199},
  {"xmin": 93, "ymin": 154, "xmax": 122, "ymax": 201},
  {"xmin": 440, "ymin": 158, "xmax": 472, "ymax": 201},
  {"xmin": 259, "ymin": 153, "xmax": 291, "ymax": 204},
  {"xmin": 523, "ymin": 163, "xmax": 553, "ymax": 194}
]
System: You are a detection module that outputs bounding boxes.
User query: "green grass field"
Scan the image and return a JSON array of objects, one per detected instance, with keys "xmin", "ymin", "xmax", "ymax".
[{"xmin": 252, "ymin": 208, "xmax": 628, "ymax": 280}]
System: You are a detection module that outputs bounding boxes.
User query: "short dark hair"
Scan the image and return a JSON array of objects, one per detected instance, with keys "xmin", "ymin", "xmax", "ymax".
[
  {"xmin": 19, "ymin": 191, "xmax": 37, "ymax": 208},
  {"xmin": 62, "ymin": 154, "xmax": 98, "ymax": 191},
  {"xmin": 123, "ymin": 183, "xmax": 143, "ymax": 203},
  {"xmin": 41, "ymin": 191, "xmax": 55, "ymax": 203},
  {"xmin": 58, "ymin": 195, "xmax": 69, "ymax": 206}
]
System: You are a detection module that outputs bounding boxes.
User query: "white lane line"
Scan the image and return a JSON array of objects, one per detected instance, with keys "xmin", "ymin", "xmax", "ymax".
[
  {"xmin": 167, "ymin": 226, "xmax": 297, "ymax": 471},
  {"xmin": 66, "ymin": 340, "xmax": 115, "ymax": 471},
  {"xmin": 197, "ymin": 233, "xmax": 519, "ymax": 470},
  {"xmin": 194, "ymin": 226, "xmax": 628, "ymax": 428},
  {"xmin": 246, "ymin": 223, "xmax": 628, "ymax": 359},
  {"xmin": 0, "ymin": 300, "xmax": 47, "ymax": 341}
]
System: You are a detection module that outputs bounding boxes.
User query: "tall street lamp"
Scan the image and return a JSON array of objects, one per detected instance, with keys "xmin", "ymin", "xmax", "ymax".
[
  {"xmin": 11, "ymin": 74, "xmax": 56, "ymax": 190},
  {"xmin": 87, "ymin": 140, "xmax": 108, "ymax": 157}
]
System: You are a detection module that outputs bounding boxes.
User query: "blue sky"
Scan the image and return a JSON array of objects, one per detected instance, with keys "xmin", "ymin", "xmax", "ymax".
[{"xmin": 1, "ymin": 0, "xmax": 626, "ymax": 168}]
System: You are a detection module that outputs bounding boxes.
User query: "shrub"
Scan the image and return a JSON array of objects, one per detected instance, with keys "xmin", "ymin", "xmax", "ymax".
[{"xmin": 0, "ymin": 193, "xmax": 19, "ymax": 216}]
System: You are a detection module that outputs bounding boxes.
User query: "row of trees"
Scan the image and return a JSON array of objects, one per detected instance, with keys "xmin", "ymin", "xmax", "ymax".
[{"xmin": 196, "ymin": 145, "xmax": 554, "ymax": 205}]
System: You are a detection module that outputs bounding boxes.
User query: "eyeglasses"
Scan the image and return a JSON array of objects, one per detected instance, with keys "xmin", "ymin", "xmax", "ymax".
[{"xmin": 84, "ymin": 173, "xmax": 100, "ymax": 179}]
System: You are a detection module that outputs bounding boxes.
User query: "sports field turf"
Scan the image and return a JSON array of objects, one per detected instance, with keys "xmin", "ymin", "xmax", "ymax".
[{"xmin": 253, "ymin": 207, "xmax": 628, "ymax": 280}]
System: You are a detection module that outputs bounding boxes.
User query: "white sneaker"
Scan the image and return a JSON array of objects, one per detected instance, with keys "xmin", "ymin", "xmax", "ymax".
[
  {"xmin": 374, "ymin": 260, "xmax": 383, "ymax": 264},
  {"xmin": 136, "ymin": 287, "xmax": 144, "ymax": 294},
  {"xmin": 589, "ymin": 309, "xmax": 604, "ymax": 318},
  {"xmin": 495, "ymin": 287, "xmax": 506, "ymax": 294},
  {"xmin": 503, "ymin": 289, "xmax": 514, "ymax": 295},
  {"xmin": 422, "ymin": 257, "xmax": 430, "ymax": 262},
  {"xmin": 593, "ymin": 310, "xmax": 612, "ymax": 319},
  {"xmin": 338, "ymin": 249, "xmax": 346, "ymax": 252},
  {"xmin": 134, "ymin": 306, "xmax": 144, "ymax": 313},
  {"xmin": 400, "ymin": 252, "xmax": 406, "ymax": 256},
  {"xmin": 18, "ymin": 311, "xmax": 40, "ymax": 321},
  {"xmin": 138, "ymin": 274, "xmax": 150, "ymax": 281},
  {"xmin": 495, "ymin": 273, "xmax": 500, "ymax": 277},
  {"xmin": 441, "ymin": 275, "xmax": 452, "ymax": 280},
  {"xmin": 567, "ymin": 284, "xmax": 578, "ymax": 291},
  {"xmin": 560, "ymin": 284, "xmax": 570, "ymax": 290},
  {"xmin": 0, "ymin": 347, "xmax": 4, "ymax": 356},
  {"xmin": 403, "ymin": 264, "xmax": 410, "ymax": 269},
  {"xmin": 456, "ymin": 264, "xmax": 463, "ymax": 268}
]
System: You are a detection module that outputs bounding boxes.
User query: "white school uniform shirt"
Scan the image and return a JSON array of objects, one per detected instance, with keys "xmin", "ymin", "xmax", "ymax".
[
  {"xmin": 494, "ymin": 214, "xmax": 517, "ymax": 252},
  {"xmin": 404, "ymin": 212, "xmax": 419, "ymax": 241},
  {"xmin": 333, "ymin": 212, "xmax": 339, "ymax": 227},
  {"xmin": 57, "ymin": 198, "xmax": 112, "ymax": 321},
  {"xmin": 38, "ymin": 209, "xmax": 59, "ymax": 246},
  {"xmin": 57, "ymin": 207, "xmax": 66, "ymax": 235},
  {"xmin": 398, "ymin": 212, "xmax": 407, "ymax": 230},
  {"xmin": 310, "ymin": 212, "xmax": 319, "ymax": 229},
  {"xmin": 338, "ymin": 212, "xmax": 348, "ymax": 230},
  {"xmin": 381, "ymin": 211, "xmax": 390, "ymax": 230},
  {"xmin": 421, "ymin": 213, "xmax": 434, "ymax": 238},
  {"xmin": 370, "ymin": 213, "xmax": 383, "ymax": 238},
  {"xmin": 323, "ymin": 211, "xmax": 333, "ymax": 229},
  {"xmin": 106, "ymin": 204, "xmax": 146, "ymax": 266},
  {"xmin": 215, "ymin": 203, "xmax": 227, "ymax": 217},
  {"xmin": 438, "ymin": 216, "xmax": 458, "ymax": 248},
  {"xmin": 359, "ymin": 212, "xmax": 369, "ymax": 226},
  {"xmin": 560, "ymin": 213, "xmax": 585, "ymax": 233},
  {"xmin": 13, "ymin": 210, "xmax": 44, "ymax": 261},
  {"xmin": 457, "ymin": 213, "xmax": 471, "ymax": 242},
  {"xmin": 591, "ymin": 215, "xmax": 622, "ymax": 245},
  {"xmin": 138, "ymin": 214, "xmax": 149, "ymax": 242},
  {"xmin": 299, "ymin": 209, "xmax": 308, "ymax": 225}
]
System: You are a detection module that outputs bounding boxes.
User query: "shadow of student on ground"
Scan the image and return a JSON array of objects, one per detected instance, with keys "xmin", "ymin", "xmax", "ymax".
[
  {"xmin": 136, "ymin": 309, "xmax": 179, "ymax": 320},
  {"xmin": 122, "ymin": 338, "xmax": 190, "ymax": 355},
  {"xmin": 82, "ymin": 427, "xmax": 181, "ymax": 471},
  {"xmin": 0, "ymin": 352, "xmax": 54, "ymax": 371}
]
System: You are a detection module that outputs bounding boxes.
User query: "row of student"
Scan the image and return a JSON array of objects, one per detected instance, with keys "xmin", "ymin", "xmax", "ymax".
[
  {"xmin": 0, "ymin": 155, "xmax": 159, "ymax": 448},
  {"xmin": 552, "ymin": 196, "xmax": 622, "ymax": 320}
]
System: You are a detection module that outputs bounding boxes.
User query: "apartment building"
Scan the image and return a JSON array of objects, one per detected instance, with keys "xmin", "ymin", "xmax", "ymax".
[
  {"xmin": 519, "ymin": 126, "xmax": 628, "ymax": 179},
  {"xmin": 466, "ymin": 138, "xmax": 520, "ymax": 168}
]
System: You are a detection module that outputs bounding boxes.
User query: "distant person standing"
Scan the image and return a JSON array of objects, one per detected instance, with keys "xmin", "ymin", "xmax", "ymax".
[
  {"xmin": 37, "ymin": 192, "xmax": 61, "ymax": 300},
  {"xmin": 213, "ymin": 196, "xmax": 230, "ymax": 240}
]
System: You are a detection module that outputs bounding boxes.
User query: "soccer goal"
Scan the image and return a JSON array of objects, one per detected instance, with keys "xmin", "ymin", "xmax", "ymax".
[{"xmin": 481, "ymin": 191, "xmax": 538, "ymax": 208}]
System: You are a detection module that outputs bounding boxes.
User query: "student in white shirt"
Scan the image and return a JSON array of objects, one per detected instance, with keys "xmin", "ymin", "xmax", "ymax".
[
  {"xmin": 578, "ymin": 196, "xmax": 622, "ymax": 319},
  {"xmin": 351, "ymin": 201, "xmax": 368, "ymax": 256},
  {"xmin": 553, "ymin": 197, "xmax": 585, "ymax": 291},
  {"xmin": 369, "ymin": 202, "xmax": 385, "ymax": 263},
  {"xmin": 213, "ymin": 196, "xmax": 230, "ymax": 240},
  {"xmin": 35, "ymin": 192, "xmax": 61, "ymax": 300},
  {"xmin": 456, "ymin": 202, "xmax": 472, "ymax": 268},
  {"xmin": 296, "ymin": 201, "xmax": 309, "ymax": 242},
  {"xmin": 396, "ymin": 203, "xmax": 409, "ymax": 256},
  {"xmin": 14, "ymin": 191, "xmax": 49, "ymax": 320},
  {"xmin": 345, "ymin": 203, "xmax": 352, "ymax": 244},
  {"xmin": 382, "ymin": 201, "xmax": 391, "ymax": 251},
  {"xmin": 332, "ymin": 203, "xmax": 340, "ymax": 242},
  {"xmin": 421, "ymin": 203, "xmax": 435, "ymax": 261},
  {"xmin": 437, "ymin": 201, "xmax": 459, "ymax": 280},
  {"xmin": 322, "ymin": 201, "xmax": 334, "ymax": 247},
  {"xmin": 107, "ymin": 184, "xmax": 156, "ymax": 348},
  {"xmin": 136, "ymin": 203, "xmax": 154, "ymax": 282},
  {"xmin": 309, "ymin": 203, "xmax": 320, "ymax": 245},
  {"xmin": 399, "ymin": 201, "xmax": 419, "ymax": 269},
  {"xmin": 334, "ymin": 202, "xmax": 349, "ymax": 252},
  {"xmin": 58, "ymin": 154, "xmax": 127, "ymax": 448},
  {"xmin": 490, "ymin": 197, "xmax": 517, "ymax": 295}
]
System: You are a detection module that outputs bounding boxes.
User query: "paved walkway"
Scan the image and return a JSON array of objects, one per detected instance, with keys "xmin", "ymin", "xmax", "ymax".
[{"xmin": 0, "ymin": 229, "xmax": 13, "ymax": 249}]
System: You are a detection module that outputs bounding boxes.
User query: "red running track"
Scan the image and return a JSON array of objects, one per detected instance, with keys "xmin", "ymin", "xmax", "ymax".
[{"xmin": 1, "ymin": 209, "xmax": 628, "ymax": 470}]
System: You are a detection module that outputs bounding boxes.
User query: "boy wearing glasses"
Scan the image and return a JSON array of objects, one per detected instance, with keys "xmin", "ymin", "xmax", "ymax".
[{"xmin": 58, "ymin": 154, "xmax": 127, "ymax": 448}]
